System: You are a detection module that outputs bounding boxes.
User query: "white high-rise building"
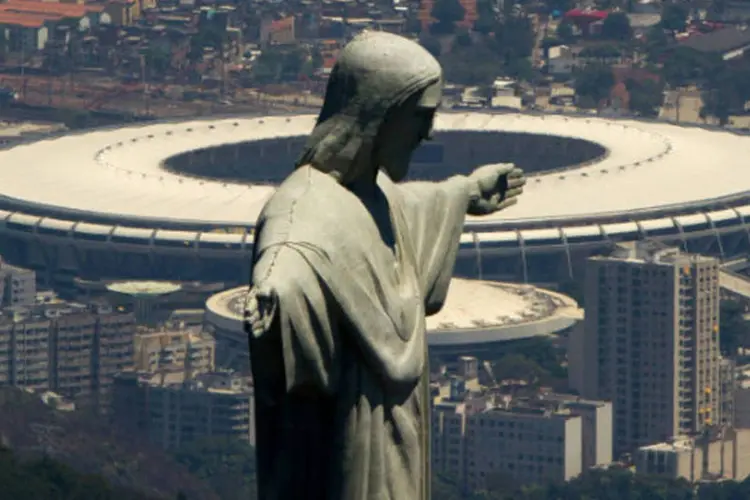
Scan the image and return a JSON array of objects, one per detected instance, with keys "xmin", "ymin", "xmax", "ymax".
[{"xmin": 575, "ymin": 241, "xmax": 721, "ymax": 456}]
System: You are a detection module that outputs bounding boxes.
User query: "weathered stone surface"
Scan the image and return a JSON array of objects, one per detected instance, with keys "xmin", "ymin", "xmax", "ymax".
[{"xmin": 245, "ymin": 31, "xmax": 525, "ymax": 500}]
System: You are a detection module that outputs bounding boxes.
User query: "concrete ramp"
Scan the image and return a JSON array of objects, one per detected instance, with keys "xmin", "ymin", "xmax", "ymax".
[{"xmin": 720, "ymin": 270, "xmax": 750, "ymax": 301}]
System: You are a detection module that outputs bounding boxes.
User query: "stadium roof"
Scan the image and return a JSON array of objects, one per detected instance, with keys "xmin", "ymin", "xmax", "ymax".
[{"xmin": 0, "ymin": 113, "xmax": 749, "ymax": 229}]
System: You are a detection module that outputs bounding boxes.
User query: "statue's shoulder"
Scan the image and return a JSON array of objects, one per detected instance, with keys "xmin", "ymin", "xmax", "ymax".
[{"xmin": 263, "ymin": 166, "xmax": 350, "ymax": 216}]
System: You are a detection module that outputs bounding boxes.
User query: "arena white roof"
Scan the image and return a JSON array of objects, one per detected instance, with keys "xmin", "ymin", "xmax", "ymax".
[
  {"xmin": 205, "ymin": 279, "xmax": 581, "ymax": 346},
  {"xmin": 0, "ymin": 112, "xmax": 748, "ymax": 227}
]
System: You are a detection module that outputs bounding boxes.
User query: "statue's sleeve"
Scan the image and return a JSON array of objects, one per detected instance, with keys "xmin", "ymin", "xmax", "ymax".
[
  {"xmin": 397, "ymin": 176, "xmax": 471, "ymax": 315},
  {"xmin": 248, "ymin": 244, "xmax": 340, "ymax": 500},
  {"xmin": 249, "ymin": 244, "xmax": 340, "ymax": 397}
]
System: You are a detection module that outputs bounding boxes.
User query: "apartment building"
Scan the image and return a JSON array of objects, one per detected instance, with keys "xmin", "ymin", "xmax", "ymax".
[
  {"xmin": 0, "ymin": 258, "xmax": 35, "ymax": 308},
  {"xmin": 134, "ymin": 326, "xmax": 215, "ymax": 375},
  {"xmin": 635, "ymin": 427, "xmax": 750, "ymax": 482},
  {"xmin": 0, "ymin": 300, "xmax": 135, "ymax": 407},
  {"xmin": 112, "ymin": 368, "xmax": 253, "ymax": 450},
  {"xmin": 720, "ymin": 358, "xmax": 736, "ymax": 427},
  {"xmin": 432, "ymin": 386, "xmax": 612, "ymax": 492},
  {"xmin": 575, "ymin": 241, "xmax": 721, "ymax": 455}
]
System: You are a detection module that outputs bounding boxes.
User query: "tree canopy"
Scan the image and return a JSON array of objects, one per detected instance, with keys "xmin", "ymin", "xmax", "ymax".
[
  {"xmin": 250, "ymin": 46, "xmax": 315, "ymax": 84},
  {"xmin": 719, "ymin": 298, "xmax": 750, "ymax": 355},
  {"xmin": 574, "ymin": 64, "xmax": 615, "ymax": 109},
  {"xmin": 431, "ymin": 0, "xmax": 466, "ymax": 35},
  {"xmin": 0, "ymin": 446, "xmax": 159, "ymax": 500},
  {"xmin": 434, "ymin": 466, "xmax": 750, "ymax": 499},
  {"xmin": 627, "ymin": 78, "xmax": 665, "ymax": 117},
  {"xmin": 661, "ymin": 3, "xmax": 689, "ymax": 33},
  {"xmin": 601, "ymin": 12, "xmax": 632, "ymax": 41},
  {"xmin": 173, "ymin": 438, "xmax": 258, "ymax": 500}
]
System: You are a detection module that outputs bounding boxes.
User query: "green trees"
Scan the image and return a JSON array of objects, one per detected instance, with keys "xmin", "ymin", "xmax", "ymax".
[
  {"xmin": 627, "ymin": 78, "xmax": 665, "ymax": 117},
  {"xmin": 556, "ymin": 21, "xmax": 576, "ymax": 44},
  {"xmin": 661, "ymin": 3, "xmax": 689, "ymax": 33},
  {"xmin": 719, "ymin": 299, "xmax": 750, "ymax": 355},
  {"xmin": 574, "ymin": 64, "xmax": 615, "ymax": 109},
  {"xmin": 431, "ymin": 0, "xmax": 466, "ymax": 35},
  {"xmin": 250, "ymin": 46, "xmax": 311, "ymax": 84},
  {"xmin": 701, "ymin": 61, "xmax": 750, "ymax": 126},
  {"xmin": 420, "ymin": 35, "xmax": 443, "ymax": 58},
  {"xmin": 173, "ymin": 438, "xmax": 258, "ymax": 500},
  {"xmin": 433, "ymin": 466, "xmax": 750, "ymax": 499},
  {"xmin": 661, "ymin": 47, "xmax": 721, "ymax": 88},
  {"xmin": 0, "ymin": 447, "xmax": 152, "ymax": 500},
  {"xmin": 474, "ymin": 0, "xmax": 497, "ymax": 35},
  {"xmin": 601, "ymin": 12, "xmax": 632, "ymax": 41}
]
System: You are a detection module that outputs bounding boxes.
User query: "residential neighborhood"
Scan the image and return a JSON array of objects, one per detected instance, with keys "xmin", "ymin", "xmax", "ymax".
[{"xmin": 0, "ymin": 0, "xmax": 746, "ymax": 129}]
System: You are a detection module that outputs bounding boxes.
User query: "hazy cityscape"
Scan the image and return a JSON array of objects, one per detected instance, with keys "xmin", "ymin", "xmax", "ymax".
[{"xmin": 1, "ymin": 0, "xmax": 750, "ymax": 498}]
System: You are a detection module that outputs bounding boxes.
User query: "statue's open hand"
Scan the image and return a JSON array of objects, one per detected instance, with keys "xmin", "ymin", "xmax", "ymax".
[
  {"xmin": 467, "ymin": 163, "xmax": 525, "ymax": 216},
  {"xmin": 244, "ymin": 285, "xmax": 278, "ymax": 338}
]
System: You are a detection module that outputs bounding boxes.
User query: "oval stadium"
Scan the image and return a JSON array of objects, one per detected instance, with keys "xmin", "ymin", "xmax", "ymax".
[
  {"xmin": 204, "ymin": 279, "xmax": 581, "ymax": 366},
  {"xmin": 0, "ymin": 111, "xmax": 748, "ymax": 291}
]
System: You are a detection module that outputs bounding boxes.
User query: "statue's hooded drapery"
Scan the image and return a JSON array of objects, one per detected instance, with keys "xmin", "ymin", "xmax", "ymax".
[{"xmin": 248, "ymin": 31, "xmax": 472, "ymax": 500}]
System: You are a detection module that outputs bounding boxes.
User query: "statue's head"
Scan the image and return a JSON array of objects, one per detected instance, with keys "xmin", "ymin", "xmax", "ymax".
[{"xmin": 296, "ymin": 31, "xmax": 443, "ymax": 185}]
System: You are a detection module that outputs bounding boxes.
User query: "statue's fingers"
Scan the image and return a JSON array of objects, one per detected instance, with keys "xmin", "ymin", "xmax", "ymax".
[
  {"xmin": 508, "ymin": 177, "xmax": 526, "ymax": 189},
  {"xmin": 473, "ymin": 199, "xmax": 494, "ymax": 215},
  {"xmin": 497, "ymin": 197, "xmax": 519, "ymax": 211},
  {"xmin": 508, "ymin": 168, "xmax": 524, "ymax": 178},
  {"xmin": 505, "ymin": 187, "xmax": 524, "ymax": 199}
]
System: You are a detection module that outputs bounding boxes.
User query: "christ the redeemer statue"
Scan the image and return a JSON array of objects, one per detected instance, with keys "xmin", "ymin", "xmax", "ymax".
[{"xmin": 244, "ymin": 31, "xmax": 525, "ymax": 500}]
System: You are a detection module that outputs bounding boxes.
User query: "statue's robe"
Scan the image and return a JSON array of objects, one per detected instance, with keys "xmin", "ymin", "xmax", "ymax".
[{"xmin": 249, "ymin": 165, "xmax": 470, "ymax": 500}]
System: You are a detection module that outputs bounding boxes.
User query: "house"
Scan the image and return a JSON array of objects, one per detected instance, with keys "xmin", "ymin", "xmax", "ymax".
[
  {"xmin": 259, "ymin": 15, "xmax": 295, "ymax": 46},
  {"xmin": 0, "ymin": 0, "xmax": 105, "ymax": 31},
  {"xmin": 564, "ymin": 8, "xmax": 608, "ymax": 37},
  {"xmin": 0, "ymin": 12, "xmax": 50, "ymax": 51},
  {"xmin": 679, "ymin": 26, "xmax": 750, "ymax": 60}
]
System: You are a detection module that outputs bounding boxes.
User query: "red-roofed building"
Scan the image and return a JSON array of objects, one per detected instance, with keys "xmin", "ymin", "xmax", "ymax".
[
  {"xmin": 0, "ymin": 0, "xmax": 106, "ymax": 31},
  {"xmin": 0, "ymin": 0, "xmax": 109, "ymax": 55},
  {"xmin": 259, "ymin": 15, "xmax": 295, "ymax": 46},
  {"xmin": 0, "ymin": 11, "xmax": 52, "ymax": 29},
  {"xmin": 564, "ymin": 8, "xmax": 609, "ymax": 36},
  {"xmin": 1, "ymin": 0, "xmax": 104, "ymax": 18},
  {"xmin": 0, "ymin": 11, "xmax": 58, "ymax": 51}
]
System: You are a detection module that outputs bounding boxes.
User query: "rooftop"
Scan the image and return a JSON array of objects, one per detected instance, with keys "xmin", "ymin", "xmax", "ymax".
[
  {"xmin": 128, "ymin": 369, "xmax": 251, "ymax": 394},
  {"xmin": 0, "ymin": 300, "xmax": 118, "ymax": 325},
  {"xmin": 205, "ymin": 278, "xmax": 580, "ymax": 337},
  {"xmin": 426, "ymin": 280, "xmax": 577, "ymax": 330},
  {"xmin": 106, "ymin": 281, "xmax": 182, "ymax": 296},
  {"xmin": 679, "ymin": 27, "xmax": 750, "ymax": 54},
  {"xmin": 597, "ymin": 241, "xmax": 717, "ymax": 265}
]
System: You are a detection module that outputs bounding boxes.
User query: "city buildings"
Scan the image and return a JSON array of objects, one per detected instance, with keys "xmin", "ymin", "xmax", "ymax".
[
  {"xmin": 635, "ymin": 427, "xmax": 750, "ymax": 482},
  {"xmin": 112, "ymin": 368, "xmax": 253, "ymax": 450},
  {"xmin": 431, "ymin": 365, "xmax": 612, "ymax": 492},
  {"xmin": 134, "ymin": 325, "xmax": 215, "ymax": 375},
  {"xmin": 0, "ymin": 297, "xmax": 135, "ymax": 408},
  {"xmin": 574, "ymin": 241, "xmax": 722, "ymax": 456},
  {"xmin": 114, "ymin": 321, "xmax": 249, "ymax": 450},
  {"xmin": 0, "ymin": 257, "xmax": 36, "ymax": 307}
]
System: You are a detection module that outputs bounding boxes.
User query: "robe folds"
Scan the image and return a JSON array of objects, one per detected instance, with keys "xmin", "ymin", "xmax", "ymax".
[{"xmin": 248, "ymin": 165, "xmax": 471, "ymax": 500}]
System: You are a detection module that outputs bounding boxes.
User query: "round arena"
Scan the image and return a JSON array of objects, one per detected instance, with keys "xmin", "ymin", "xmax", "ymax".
[
  {"xmin": 204, "ymin": 279, "xmax": 581, "ymax": 365},
  {"xmin": 0, "ymin": 111, "xmax": 748, "ymax": 290}
]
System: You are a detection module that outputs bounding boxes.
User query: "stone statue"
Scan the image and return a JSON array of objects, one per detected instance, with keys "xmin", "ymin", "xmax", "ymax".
[{"xmin": 244, "ymin": 31, "xmax": 525, "ymax": 500}]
